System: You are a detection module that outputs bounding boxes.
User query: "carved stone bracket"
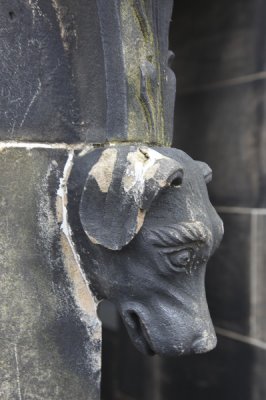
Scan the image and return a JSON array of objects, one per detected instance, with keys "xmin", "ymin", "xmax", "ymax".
[
  {"xmin": 67, "ymin": 145, "xmax": 224, "ymax": 356},
  {"xmin": 58, "ymin": 0, "xmax": 224, "ymax": 358}
]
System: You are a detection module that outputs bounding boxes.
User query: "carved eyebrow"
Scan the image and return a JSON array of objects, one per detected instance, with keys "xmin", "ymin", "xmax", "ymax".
[{"xmin": 143, "ymin": 221, "xmax": 213, "ymax": 248}]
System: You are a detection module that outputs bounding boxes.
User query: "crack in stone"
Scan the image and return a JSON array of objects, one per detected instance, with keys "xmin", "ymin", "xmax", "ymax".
[{"xmin": 14, "ymin": 344, "xmax": 22, "ymax": 400}]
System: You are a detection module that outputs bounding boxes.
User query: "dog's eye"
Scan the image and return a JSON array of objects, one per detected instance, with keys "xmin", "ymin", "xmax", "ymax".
[{"xmin": 169, "ymin": 249, "xmax": 194, "ymax": 272}]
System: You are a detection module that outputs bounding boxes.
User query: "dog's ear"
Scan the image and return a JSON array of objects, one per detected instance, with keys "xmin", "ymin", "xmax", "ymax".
[
  {"xmin": 196, "ymin": 161, "xmax": 212, "ymax": 184},
  {"xmin": 79, "ymin": 146, "xmax": 183, "ymax": 250}
]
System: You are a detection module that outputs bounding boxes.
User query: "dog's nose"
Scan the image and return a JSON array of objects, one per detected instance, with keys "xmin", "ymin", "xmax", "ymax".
[{"xmin": 192, "ymin": 331, "xmax": 217, "ymax": 354}]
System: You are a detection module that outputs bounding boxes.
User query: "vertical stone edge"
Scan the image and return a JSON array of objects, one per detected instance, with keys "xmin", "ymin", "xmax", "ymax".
[{"xmin": 56, "ymin": 149, "xmax": 102, "ymax": 398}]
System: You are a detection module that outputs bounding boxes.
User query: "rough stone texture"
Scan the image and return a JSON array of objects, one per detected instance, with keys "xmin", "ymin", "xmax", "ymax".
[
  {"xmin": 0, "ymin": 0, "xmax": 174, "ymax": 145},
  {"xmin": 0, "ymin": 0, "xmax": 106, "ymax": 143},
  {"xmin": 79, "ymin": 146, "xmax": 184, "ymax": 250},
  {"xmin": 0, "ymin": 148, "xmax": 101, "ymax": 400}
]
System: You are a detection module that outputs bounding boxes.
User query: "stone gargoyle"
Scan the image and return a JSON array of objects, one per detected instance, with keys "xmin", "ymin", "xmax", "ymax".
[{"xmin": 67, "ymin": 145, "xmax": 224, "ymax": 357}]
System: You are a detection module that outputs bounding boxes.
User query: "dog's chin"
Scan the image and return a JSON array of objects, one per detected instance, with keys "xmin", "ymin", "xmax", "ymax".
[
  {"xmin": 122, "ymin": 311, "xmax": 217, "ymax": 357},
  {"xmin": 150, "ymin": 334, "xmax": 217, "ymax": 358},
  {"xmin": 132, "ymin": 339, "xmax": 216, "ymax": 357},
  {"xmin": 123, "ymin": 314, "xmax": 196, "ymax": 357},
  {"xmin": 128, "ymin": 336, "xmax": 200, "ymax": 357},
  {"xmin": 124, "ymin": 323, "xmax": 217, "ymax": 357}
]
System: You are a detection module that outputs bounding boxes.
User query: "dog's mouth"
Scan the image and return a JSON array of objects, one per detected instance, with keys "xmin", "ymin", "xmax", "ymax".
[{"xmin": 123, "ymin": 311, "xmax": 155, "ymax": 356}]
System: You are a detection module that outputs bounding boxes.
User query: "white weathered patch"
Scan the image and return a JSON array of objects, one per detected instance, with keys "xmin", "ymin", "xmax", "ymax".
[
  {"xmin": 185, "ymin": 197, "xmax": 210, "ymax": 230},
  {"xmin": 14, "ymin": 344, "xmax": 22, "ymax": 400},
  {"xmin": 136, "ymin": 209, "xmax": 146, "ymax": 234},
  {"xmin": 28, "ymin": 0, "xmax": 45, "ymax": 24},
  {"xmin": 38, "ymin": 157, "xmax": 63, "ymax": 265},
  {"xmin": 0, "ymin": 141, "xmax": 94, "ymax": 151},
  {"xmin": 122, "ymin": 147, "xmax": 165, "ymax": 198},
  {"xmin": 86, "ymin": 234, "xmax": 100, "ymax": 245},
  {"xmin": 57, "ymin": 152, "xmax": 102, "ymax": 383},
  {"xmin": 89, "ymin": 148, "xmax": 117, "ymax": 193},
  {"xmin": 51, "ymin": 0, "xmax": 73, "ymax": 51}
]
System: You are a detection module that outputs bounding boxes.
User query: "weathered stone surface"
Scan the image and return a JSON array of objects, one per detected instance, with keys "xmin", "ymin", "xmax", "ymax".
[
  {"xmin": 0, "ymin": 341, "xmax": 18, "ymax": 399},
  {"xmin": 79, "ymin": 146, "xmax": 183, "ymax": 250},
  {"xmin": 0, "ymin": 148, "xmax": 100, "ymax": 399},
  {"xmin": 0, "ymin": 0, "xmax": 106, "ymax": 143}
]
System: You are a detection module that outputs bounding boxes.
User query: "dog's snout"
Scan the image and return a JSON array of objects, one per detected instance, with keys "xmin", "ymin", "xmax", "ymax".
[{"xmin": 192, "ymin": 331, "xmax": 217, "ymax": 354}]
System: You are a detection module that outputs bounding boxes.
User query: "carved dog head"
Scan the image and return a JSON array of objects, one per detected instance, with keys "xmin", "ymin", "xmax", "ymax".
[{"xmin": 68, "ymin": 145, "xmax": 223, "ymax": 357}]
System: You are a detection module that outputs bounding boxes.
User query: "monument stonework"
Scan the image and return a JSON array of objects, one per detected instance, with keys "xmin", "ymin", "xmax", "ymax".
[{"xmin": 0, "ymin": 1, "xmax": 223, "ymax": 399}]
